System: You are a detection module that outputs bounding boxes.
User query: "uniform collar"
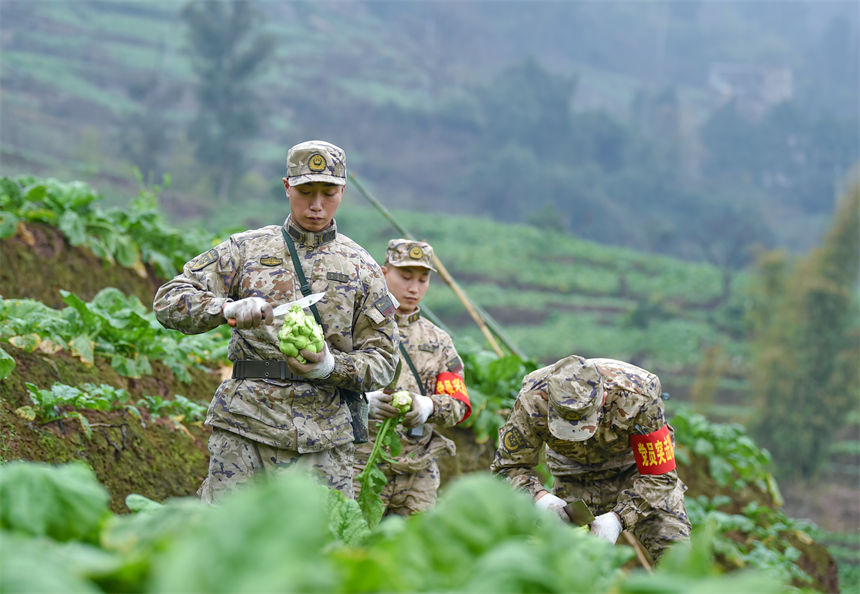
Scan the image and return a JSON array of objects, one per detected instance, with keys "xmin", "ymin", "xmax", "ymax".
[
  {"xmin": 395, "ymin": 308, "xmax": 421, "ymax": 326},
  {"xmin": 285, "ymin": 216, "xmax": 338, "ymax": 247}
]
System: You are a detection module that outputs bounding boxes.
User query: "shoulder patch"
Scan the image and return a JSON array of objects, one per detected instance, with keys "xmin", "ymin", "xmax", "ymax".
[
  {"xmin": 502, "ymin": 426, "xmax": 528, "ymax": 453},
  {"xmin": 190, "ymin": 248, "xmax": 218, "ymax": 271},
  {"xmin": 260, "ymin": 256, "xmax": 283, "ymax": 267},
  {"xmin": 446, "ymin": 356, "xmax": 462, "ymax": 372},
  {"xmin": 373, "ymin": 294, "xmax": 396, "ymax": 318},
  {"xmin": 418, "ymin": 344, "xmax": 435, "ymax": 353},
  {"xmin": 326, "ymin": 272, "xmax": 350, "ymax": 283}
]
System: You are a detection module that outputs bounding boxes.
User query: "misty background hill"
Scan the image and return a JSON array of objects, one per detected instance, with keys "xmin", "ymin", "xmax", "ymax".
[{"xmin": 1, "ymin": 0, "xmax": 857, "ymax": 263}]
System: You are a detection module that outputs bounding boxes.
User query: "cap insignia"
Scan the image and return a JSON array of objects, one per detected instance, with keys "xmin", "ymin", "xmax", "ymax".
[
  {"xmin": 409, "ymin": 246, "xmax": 424, "ymax": 259},
  {"xmin": 308, "ymin": 153, "xmax": 326, "ymax": 172}
]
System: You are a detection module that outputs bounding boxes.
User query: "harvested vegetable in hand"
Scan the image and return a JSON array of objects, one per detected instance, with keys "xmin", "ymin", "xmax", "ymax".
[
  {"xmin": 277, "ymin": 304, "xmax": 325, "ymax": 363},
  {"xmin": 355, "ymin": 390, "xmax": 411, "ymax": 528},
  {"xmin": 390, "ymin": 390, "xmax": 412, "ymax": 414}
]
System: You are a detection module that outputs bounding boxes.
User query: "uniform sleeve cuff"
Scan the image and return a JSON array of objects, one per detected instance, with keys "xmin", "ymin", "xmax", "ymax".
[
  {"xmin": 612, "ymin": 504, "xmax": 636, "ymax": 531},
  {"xmin": 207, "ymin": 297, "xmax": 231, "ymax": 319}
]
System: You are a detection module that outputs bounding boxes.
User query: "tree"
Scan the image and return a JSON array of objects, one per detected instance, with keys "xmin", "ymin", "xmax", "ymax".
[
  {"xmin": 478, "ymin": 57, "xmax": 577, "ymax": 159},
  {"xmin": 119, "ymin": 73, "xmax": 182, "ymax": 184},
  {"xmin": 693, "ymin": 201, "xmax": 773, "ymax": 300},
  {"xmin": 749, "ymin": 176, "xmax": 860, "ymax": 479},
  {"xmin": 182, "ymin": 0, "xmax": 273, "ymax": 199}
]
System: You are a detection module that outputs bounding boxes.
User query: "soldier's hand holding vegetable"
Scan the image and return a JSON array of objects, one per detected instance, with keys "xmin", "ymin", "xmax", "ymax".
[
  {"xmin": 402, "ymin": 393, "xmax": 434, "ymax": 427},
  {"xmin": 223, "ymin": 297, "xmax": 273, "ymax": 328},
  {"xmin": 367, "ymin": 390, "xmax": 399, "ymax": 420},
  {"xmin": 278, "ymin": 304, "xmax": 334, "ymax": 379}
]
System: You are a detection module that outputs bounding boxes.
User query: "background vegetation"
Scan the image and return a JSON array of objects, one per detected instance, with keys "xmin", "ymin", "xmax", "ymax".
[{"xmin": 1, "ymin": 0, "xmax": 858, "ymax": 590}]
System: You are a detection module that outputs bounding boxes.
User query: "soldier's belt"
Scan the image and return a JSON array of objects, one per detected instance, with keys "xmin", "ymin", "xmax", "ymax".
[{"xmin": 232, "ymin": 359, "xmax": 304, "ymax": 381}]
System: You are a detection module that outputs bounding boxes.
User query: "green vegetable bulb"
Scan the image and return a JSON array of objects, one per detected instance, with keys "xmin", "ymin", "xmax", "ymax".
[{"xmin": 277, "ymin": 304, "xmax": 325, "ymax": 363}]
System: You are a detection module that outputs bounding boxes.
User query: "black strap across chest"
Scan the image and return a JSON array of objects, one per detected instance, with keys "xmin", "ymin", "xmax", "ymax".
[
  {"xmin": 399, "ymin": 342, "xmax": 427, "ymax": 396},
  {"xmin": 282, "ymin": 227, "xmax": 322, "ymax": 326}
]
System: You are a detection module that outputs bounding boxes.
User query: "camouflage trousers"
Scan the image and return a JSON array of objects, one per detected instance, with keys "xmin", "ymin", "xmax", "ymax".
[
  {"xmin": 352, "ymin": 460, "xmax": 441, "ymax": 516},
  {"xmin": 199, "ymin": 427, "xmax": 355, "ymax": 503},
  {"xmin": 552, "ymin": 466, "xmax": 691, "ymax": 562}
]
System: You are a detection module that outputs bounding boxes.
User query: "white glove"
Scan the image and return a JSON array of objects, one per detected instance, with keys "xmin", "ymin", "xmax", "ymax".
[
  {"xmin": 286, "ymin": 342, "xmax": 335, "ymax": 379},
  {"xmin": 535, "ymin": 492, "xmax": 569, "ymax": 522},
  {"xmin": 402, "ymin": 393, "xmax": 433, "ymax": 427},
  {"xmin": 590, "ymin": 512, "xmax": 623, "ymax": 544},
  {"xmin": 366, "ymin": 390, "xmax": 399, "ymax": 420},
  {"xmin": 223, "ymin": 297, "xmax": 273, "ymax": 329}
]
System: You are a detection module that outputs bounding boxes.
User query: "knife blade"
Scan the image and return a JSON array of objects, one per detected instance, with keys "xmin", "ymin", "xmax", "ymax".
[
  {"xmin": 563, "ymin": 499, "xmax": 596, "ymax": 526},
  {"xmin": 272, "ymin": 292, "xmax": 325, "ymax": 317},
  {"xmin": 225, "ymin": 292, "xmax": 326, "ymax": 327}
]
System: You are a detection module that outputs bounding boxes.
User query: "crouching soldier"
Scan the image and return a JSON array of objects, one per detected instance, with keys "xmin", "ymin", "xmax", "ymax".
[
  {"xmin": 490, "ymin": 355, "xmax": 691, "ymax": 562},
  {"xmin": 353, "ymin": 239, "xmax": 471, "ymax": 515}
]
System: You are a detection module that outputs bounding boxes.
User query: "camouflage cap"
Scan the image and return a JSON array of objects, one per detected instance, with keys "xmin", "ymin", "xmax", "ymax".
[
  {"xmin": 547, "ymin": 355, "xmax": 605, "ymax": 441},
  {"xmin": 286, "ymin": 140, "xmax": 347, "ymax": 186},
  {"xmin": 385, "ymin": 239, "xmax": 437, "ymax": 271}
]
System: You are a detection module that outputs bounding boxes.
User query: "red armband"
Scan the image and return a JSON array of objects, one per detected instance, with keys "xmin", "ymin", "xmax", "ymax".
[
  {"xmin": 630, "ymin": 425, "xmax": 676, "ymax": 475},
  {"xmin": 435, "ymin": 371, "xmax": 471, "ymax": 423}
]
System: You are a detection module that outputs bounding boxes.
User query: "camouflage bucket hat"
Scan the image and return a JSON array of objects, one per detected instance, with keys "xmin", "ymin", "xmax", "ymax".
[
  {"xmin": 386, "ymin": 239, "xmax": 437, "ymax": 271},
  {"xmin": 547, "ymin": 355, "xmax": 604, "ymax": 441},
  {"xmin": 286, "ymin": 140, "xmax": 347, "ymax": 186}
]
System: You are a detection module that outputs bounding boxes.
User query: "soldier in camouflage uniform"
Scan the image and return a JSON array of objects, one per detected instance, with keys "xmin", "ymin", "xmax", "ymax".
[
  {"xmin": 153, "ymin": 140, "xmax": 399, "ymax": 502},
  {"xmin": 490, "ymin": 355, "xmax": 691, "ymax": 561},
  {"xmin": 353, "ymin": 239, "xmax": 471, "ymax": 515}
]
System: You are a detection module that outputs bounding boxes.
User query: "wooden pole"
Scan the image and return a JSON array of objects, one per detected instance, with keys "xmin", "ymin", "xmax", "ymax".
[
  {"xmin": 349, "ymin": 173, "xmax": 506, "ymax": 358},
  {"xmin": 429, "ymin": 252, "xmax": 505, "ymax": 358},
  {"xmin": 623, "ymin": 531, "xmax": 653, "ymax": 572},
  {"xmin": 471, "ymin": 301, "xmax": 527, "ymax": 360}
]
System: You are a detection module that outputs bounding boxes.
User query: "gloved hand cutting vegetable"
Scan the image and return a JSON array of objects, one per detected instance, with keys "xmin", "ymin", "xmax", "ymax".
[
  {"xmin": 223, "ymin": 297, "xmax": 273, "ymax": 329},
  {"xmin": 535, "ymin": 491, "xmax": 570, "ymax": 522},
  {"xmin": 590, "ymin": 511, "xmax": 623, "ymax": 544}
]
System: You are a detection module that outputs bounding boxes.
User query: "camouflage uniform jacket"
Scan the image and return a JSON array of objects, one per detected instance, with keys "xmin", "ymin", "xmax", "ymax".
[
  {"xmin": 490, "ymin": 358, "xmax": 686, "ymax": 531},
  {"xmin": 356, "ymin": 309, "xmax": 469, "ymax": 473},
  {"xmin": 153, "ymin": 216, "xmax": 399, "ymax": 452}
]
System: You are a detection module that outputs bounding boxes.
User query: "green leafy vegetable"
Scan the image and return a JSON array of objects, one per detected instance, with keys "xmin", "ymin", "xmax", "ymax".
[
  {"xmin": 0, "ymin": 461, "xmax": 110, "ymax": 543},
  {"xmin": 0, "ymin": 346, "xmax": 15, "ymax": 379},
  {"xmin": 355, "ymin": 390, "xmax": 412, "ymax": 528}
]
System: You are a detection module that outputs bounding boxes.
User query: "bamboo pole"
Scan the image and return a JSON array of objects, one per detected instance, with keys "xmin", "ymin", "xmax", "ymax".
[
  {"xmin": 418, "ymin": 304, "xmax": 454, "ymax": 336},
  {"xmin": 471, "ymin": 301, "xmax": 527, "ymax": 360},
  {"xmin": 429, "ymin": 254, "xmax": 505, "ymax": 358},
  {"xmin": 623, "ymin": 531, "xmax": 654, "ymax": 572},
  {"xmin": 349, "ymin": 173, "xmax": 507, "ymax": 358}
]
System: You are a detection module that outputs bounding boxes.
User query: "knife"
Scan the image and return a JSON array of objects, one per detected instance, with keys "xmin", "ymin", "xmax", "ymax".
[
  {"xmin": 226, "ymin": 292, "xmax": 325, "ymax": 326},
  {"xmin": 563, "ymin": 499, "xmax": 596, "ymax": 526},
  {"xmin": 272, "ymin": 292, "xmax": 325, "ymax": 318}
]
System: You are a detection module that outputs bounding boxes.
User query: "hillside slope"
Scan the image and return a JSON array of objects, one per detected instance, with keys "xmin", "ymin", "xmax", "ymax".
[
  {"xmin": 0, "ymin": 177, "xmax": 845, "ymax": 591},
  {"xmin": 1, "ymin": 1, "xmax": 855, "ymax": 258}
]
